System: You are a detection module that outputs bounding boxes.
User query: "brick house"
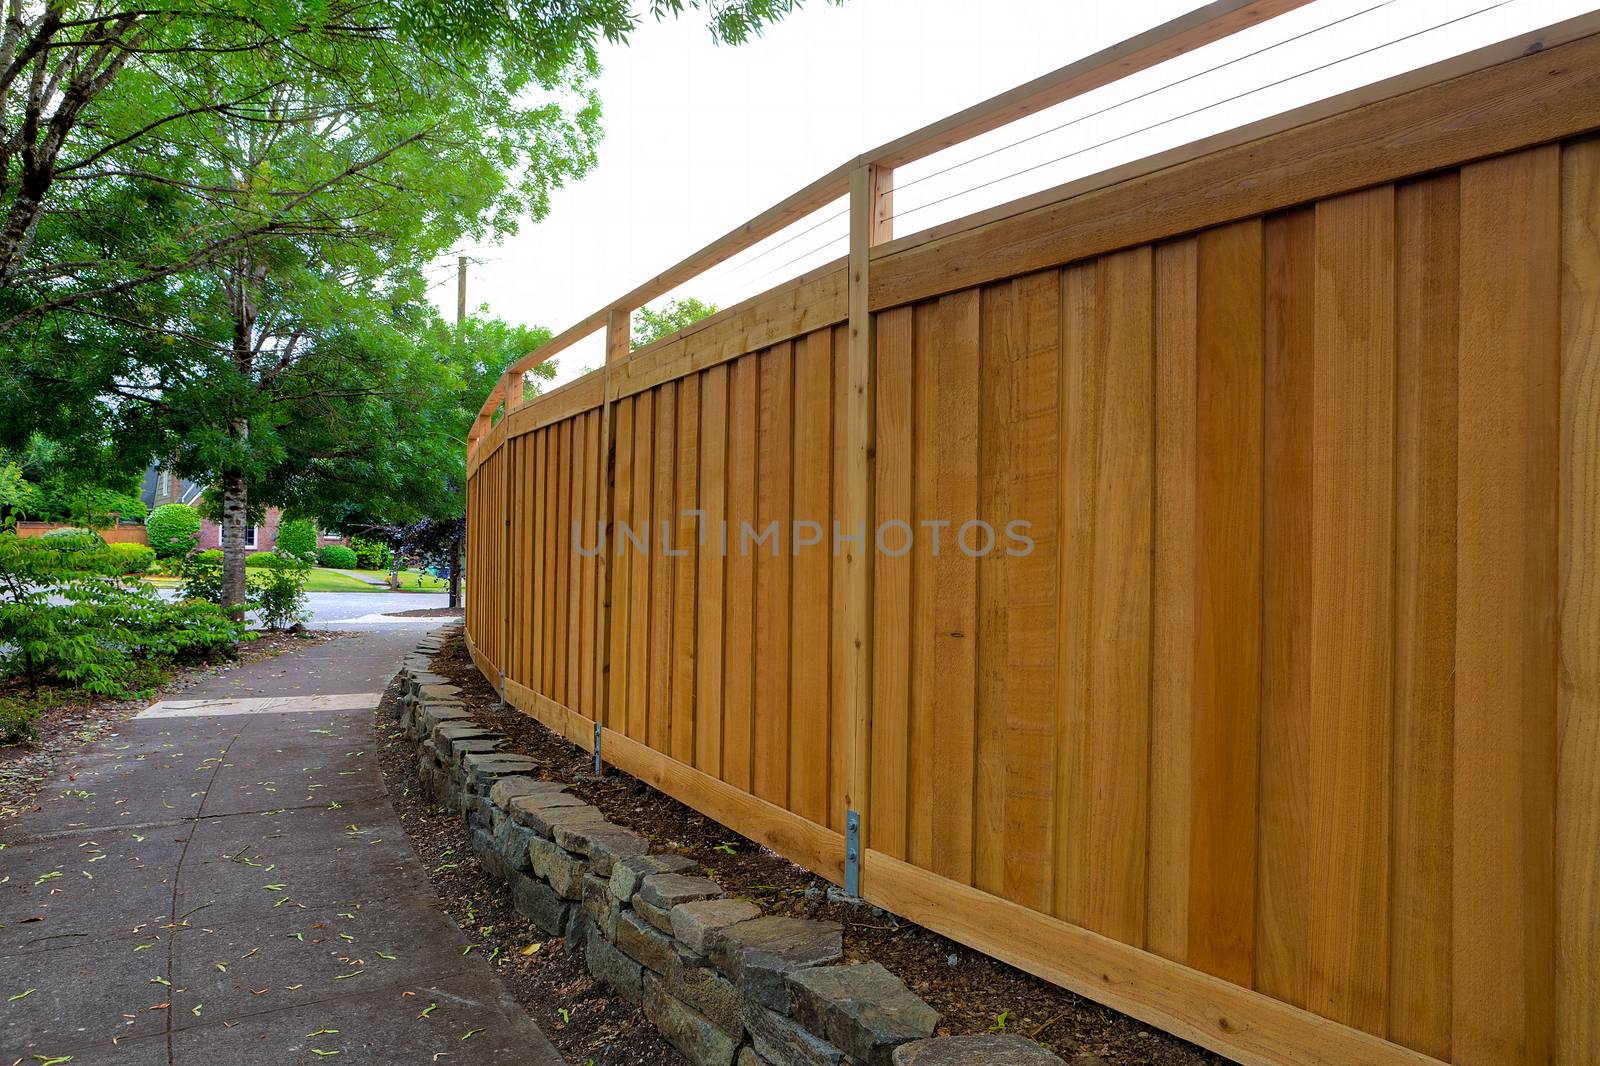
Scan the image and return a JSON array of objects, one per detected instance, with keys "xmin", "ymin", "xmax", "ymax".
[{"xmin": 139, "ymin": 466, "xmax": 348, "ymax": 553}]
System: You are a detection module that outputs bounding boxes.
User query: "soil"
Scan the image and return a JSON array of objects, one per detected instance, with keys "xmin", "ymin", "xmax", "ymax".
[
  {"xmin": 385, "ymin": 606, "xmax": 465, "ymax": 618},
  {"xmin": 0, "ymin": 629, "xmax": 344, "ymax": 822},
  {"xmin": 388, "ymin": 630, "xmax": 1221, "ymax": 1066}
]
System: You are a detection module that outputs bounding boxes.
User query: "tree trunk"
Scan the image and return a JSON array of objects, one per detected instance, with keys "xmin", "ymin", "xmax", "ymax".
[
  {"xmin": 448, "ymin": 532, "xmax": 462, "ymax": 609},
  {"xmin": 220, "ymin": 459, "xmax": 249, "ymax": 618}
]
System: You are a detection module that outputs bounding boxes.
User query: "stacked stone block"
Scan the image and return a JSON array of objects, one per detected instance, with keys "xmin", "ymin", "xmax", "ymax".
[{"xmin": 396, "ymin": 630, "xmax": 1064, "ymax": 1066}]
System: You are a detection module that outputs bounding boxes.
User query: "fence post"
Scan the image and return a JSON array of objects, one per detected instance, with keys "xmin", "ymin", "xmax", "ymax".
[
  {"xmin": 593, "ymin": 307, "xmax": 630, "ymax": 760},
  {"xmin": 843, "ymin": 162, "xmax": 892, "ymax": 896},
  {"xmin": 496, "ymin": 400, "xmax": 512, "ymax": 708}
]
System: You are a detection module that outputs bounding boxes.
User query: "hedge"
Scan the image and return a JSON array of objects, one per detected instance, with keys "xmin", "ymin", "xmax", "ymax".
[
  {"xmin": 317, "ymin": 544, "xmax": 358, "ymax": 569},
  {"xmin": 105, "ymin": 542, "xmax": 156, "ymax": 575}
]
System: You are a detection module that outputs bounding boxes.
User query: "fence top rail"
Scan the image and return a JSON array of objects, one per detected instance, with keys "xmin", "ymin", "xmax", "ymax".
[{"xmin": 465, "ymin": 0, "xmax": 1314, "ymax": 459}]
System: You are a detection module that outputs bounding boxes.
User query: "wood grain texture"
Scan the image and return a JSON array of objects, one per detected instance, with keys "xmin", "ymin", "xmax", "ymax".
[
  {"xmin": 626, "ymin": 391, "xmax": 655, "ymax": 743},
  {"xmin": 1186, "ymin": 218, "xmax": 1263, "ymax": 986},
  {"xmin": 1056, "ymin": 249, "xmax": 1153, "ymax": 942},
  {"xmin": 1306, "ymin": 185, "xmax": 1396, "ymax": 1035},
  {"xmin": 1389, "ymin": 173, "xmax": 1458, "ymax": 1060},
  {"xmin": 974, "ymin": 279, "xmax": 1014, "ymax": 899},
  {"xmin": 671, "ymin": 379, "xmax": 701, "ymax": 765},
  {"xmin": 870, "ymin": 305, "xmax": 914, "ymax": 858},
  {"xmin": 929, "ymin": 289, "xmax": 980, "ymax": 885},
  {"xmin": 696, "ymin": 365, "xmax": 729, "ymax": 776},
  {"xmin": 1148, "ymin": 237, "xmax": 1196, "ymax": 964},
  {"xmin": 1453, "ymin": 145, "xmax": 1560, "ymax": 1066},
  {"xmin": 1002, "ymin": 269, "xmax": 1061, "ymax": 914},
  {"xmin": 754, "ymin": 343, "xmax": 793, "ymax": 807},
  {"xmin": 609, "ymin": 398, "xmax": 636, "ymax": 731},
  {"xmin": 791, "ymin": 329, "xmax": 833, "ymax": 825},
  {"xmin": 1557, "ymin": 134, "xmax": 1600, "ymax": 1066},
  {"xmin": 1256, "ymin": 205, "xmax": 1313, "ymax": 1008},
  {"xmin": 724, "ymin": 356, "xmax": 758, "ymax": 790},
  {"xmin": 649, "ymin": 381, "xmax": 678, "ymax": 753}
]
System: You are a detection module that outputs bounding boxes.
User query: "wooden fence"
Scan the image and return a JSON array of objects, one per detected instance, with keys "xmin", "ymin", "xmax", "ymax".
[{"xmin": 464, "ymin": 9, "xmax": 1600, "ymax": 1065}]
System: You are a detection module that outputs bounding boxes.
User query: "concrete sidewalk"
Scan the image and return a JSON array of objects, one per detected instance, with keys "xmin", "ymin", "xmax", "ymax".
[{"xmin": 0, "ymin": 624, "xmax": 563, "ymax": 1065}]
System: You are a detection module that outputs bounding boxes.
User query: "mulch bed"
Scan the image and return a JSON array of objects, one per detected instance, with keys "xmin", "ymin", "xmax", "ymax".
[
  {"xmin": 374, "ymin": 675, "xmax": 688, "ymax": 1065},
  {"xmin": 0, "ymin": 629, "xmax": 343, "ymax": 822},
  {"xmin": 386, "ymin": 631, "xmax": 1220, "ymax": 1065}
]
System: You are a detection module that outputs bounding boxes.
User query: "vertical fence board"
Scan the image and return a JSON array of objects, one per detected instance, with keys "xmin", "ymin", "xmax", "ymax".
[
  {"xmin": 1557, "ymin": 134, "xmax": 1600, "ymax": 1066},
  {"xmin": 1003, "ymin": 269, "xmax": 1061, "ymax": 914},
  {"xmin": 650, "ymin": 381, "xmax": 678, "ymax": 752},
  {"xmin": 1186, "ymin": 218, "xmax": 1263, "ymax": 986},
  {"xmin": 1453, "ymin": 144, "xmax": 1560, "ymax": 1066},
  {"xmin": 610, "ymin": 398, "xmax": 636, "ymax": 730},
  {"xmin": 930, "ymin": 290, "xmax": 979, "ymax": 885},
  {"xmin": 974, "ymin": 280, "xmax": 1014, "ymax": 899},
  {"xmin": 627, "ymin": 392, "xmax": 655, "ymax": 743},
  {"xmin": 755, "ymin": 344, "xmax": 793, "ymax": 807},
  {"xmin": 724, "ymin": 356, "xmax": 759, "ymax": 791},
  {"xmin": 871, "ymin": 306, "xmax": 914, "ymax": 858},
  {"xmin": 1257, "ymin": 205, "xmax": 1315, "ymax": 1007},
  {"xmin": 792, "ymin": 330, "xmax": 834, "ymax": 826},
  {"xmin": 1389, "ymin": 172, "xmax": 1459, "ymax": 1060},
  {"xmin": 1306, "ymin": 185, "xmax": 1396, "ymax": 1035},
  {"xmin": 1148, "ymin": 238, "xmax": 1196, "ymax": 963},
  {"xmin": 697, "ymin": 366, "xmax": 729, "ymax": 776},
  {"xmin": 672, "ymin": 379, "xmax": 701, "ymax": 765}
]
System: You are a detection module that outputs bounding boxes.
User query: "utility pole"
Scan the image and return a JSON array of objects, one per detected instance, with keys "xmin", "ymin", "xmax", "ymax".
[{"xmin": 450, "ymin": 255, "xmax": 467, "ymax": 610}]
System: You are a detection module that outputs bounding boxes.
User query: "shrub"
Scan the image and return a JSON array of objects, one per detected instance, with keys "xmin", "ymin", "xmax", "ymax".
[
  {"xmin": 254, "ymin": 557, "xmax": 310, "ymax": 630},
  {"xmin": 146, "ymin": 504, "xmax": 201, "ymax": 558},
  {"xmin": 38, "ymin": 527, "xmax": 105, "ymax": 552},
  {"xmin": 195, "ymin": 548, "xmax": 223, "ymax": 564},
  {"xmin": 350, "ymin": 536, "xmax": 392, "ymax": 571},
  {"xmin": 0, "ymin": 534, "xmax": 245, "ymax": 699},
  {"xmin": 275, "ymin": 518, "xmax": 318, "ymax": 561},
  {"xmin": 318, "ymin": 544, "xmax": 357, "ymax": 569},
  {"xmin": 105, "ymin": 542, "xmax": 156, "ymax": 575},
  {"xmin": 246, "ymin": 551, "xmax": 283, "ymax": 569}
]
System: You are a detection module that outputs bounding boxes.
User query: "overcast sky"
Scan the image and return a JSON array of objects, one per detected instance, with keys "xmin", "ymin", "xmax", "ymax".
[{"xmin": 431, "ymin": 0, "xmax": 1589, "ymax": 385}]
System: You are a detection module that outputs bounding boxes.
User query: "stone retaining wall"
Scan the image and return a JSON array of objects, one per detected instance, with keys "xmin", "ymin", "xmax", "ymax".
[{"xmin": 394, "ymin": 629, "xmax": 1068, "ymax": 1066}]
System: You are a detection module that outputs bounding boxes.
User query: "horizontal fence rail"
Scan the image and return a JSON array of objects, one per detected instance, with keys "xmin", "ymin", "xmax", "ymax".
[{"xmin": 466, "ymin": 12, "xmax": 1600, "ymax": 1065}]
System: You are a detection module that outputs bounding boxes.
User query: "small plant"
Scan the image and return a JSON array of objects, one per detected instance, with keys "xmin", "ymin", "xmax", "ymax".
[
  {"xmin": 275, "ymin": 518, "xmax": 318, "ymax": 562},
  {"xmin": 254, "ymin": 557, "xmax": 310, "ymax": 630},
  {"xmin": 146, "ymin": 504, "xmax": 202, "ymax": 558},
  {"xmin": 318, "ymin": 544, "xmax": 358, "ymax": 569},
  {"xmin": 350, "ymin": 536, "xmax": 392, "ymax": 571}
]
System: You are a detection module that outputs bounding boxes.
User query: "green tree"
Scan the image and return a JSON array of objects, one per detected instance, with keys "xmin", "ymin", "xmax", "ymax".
[
  {"xmin": 0, "ymin": 2, "xmax": 828, "ymax": 614},
  {"xmin": 632, "ymin": 297, "xmax": 720, "ymax": 349},
  {"xmin": 0, "ymin": 1, "xmax": 826, "ymax": 324}
]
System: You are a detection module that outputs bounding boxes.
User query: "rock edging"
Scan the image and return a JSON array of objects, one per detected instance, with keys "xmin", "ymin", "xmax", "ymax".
[{"xmin": 396, "ymin": 628, "xmax": 1066, "ymax": 1066}]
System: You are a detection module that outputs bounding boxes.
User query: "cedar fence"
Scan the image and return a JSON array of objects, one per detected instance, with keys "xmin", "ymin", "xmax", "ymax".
[{"xmin": 464, "ymin": 6, "xmax": 1600, "ymax": 1063}]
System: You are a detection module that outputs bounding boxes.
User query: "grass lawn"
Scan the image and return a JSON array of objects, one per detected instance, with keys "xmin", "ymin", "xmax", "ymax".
[
  {"xmin": 348, "ymin": 567, "xmax": 447, "ymax": 591},
  {"xmin": 142, "ymin": 566, "xmax": 441, "ymax": 593},
  {"xmin": 300, "ymin": 568, "xmax": 383, "ymax": 592}
]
